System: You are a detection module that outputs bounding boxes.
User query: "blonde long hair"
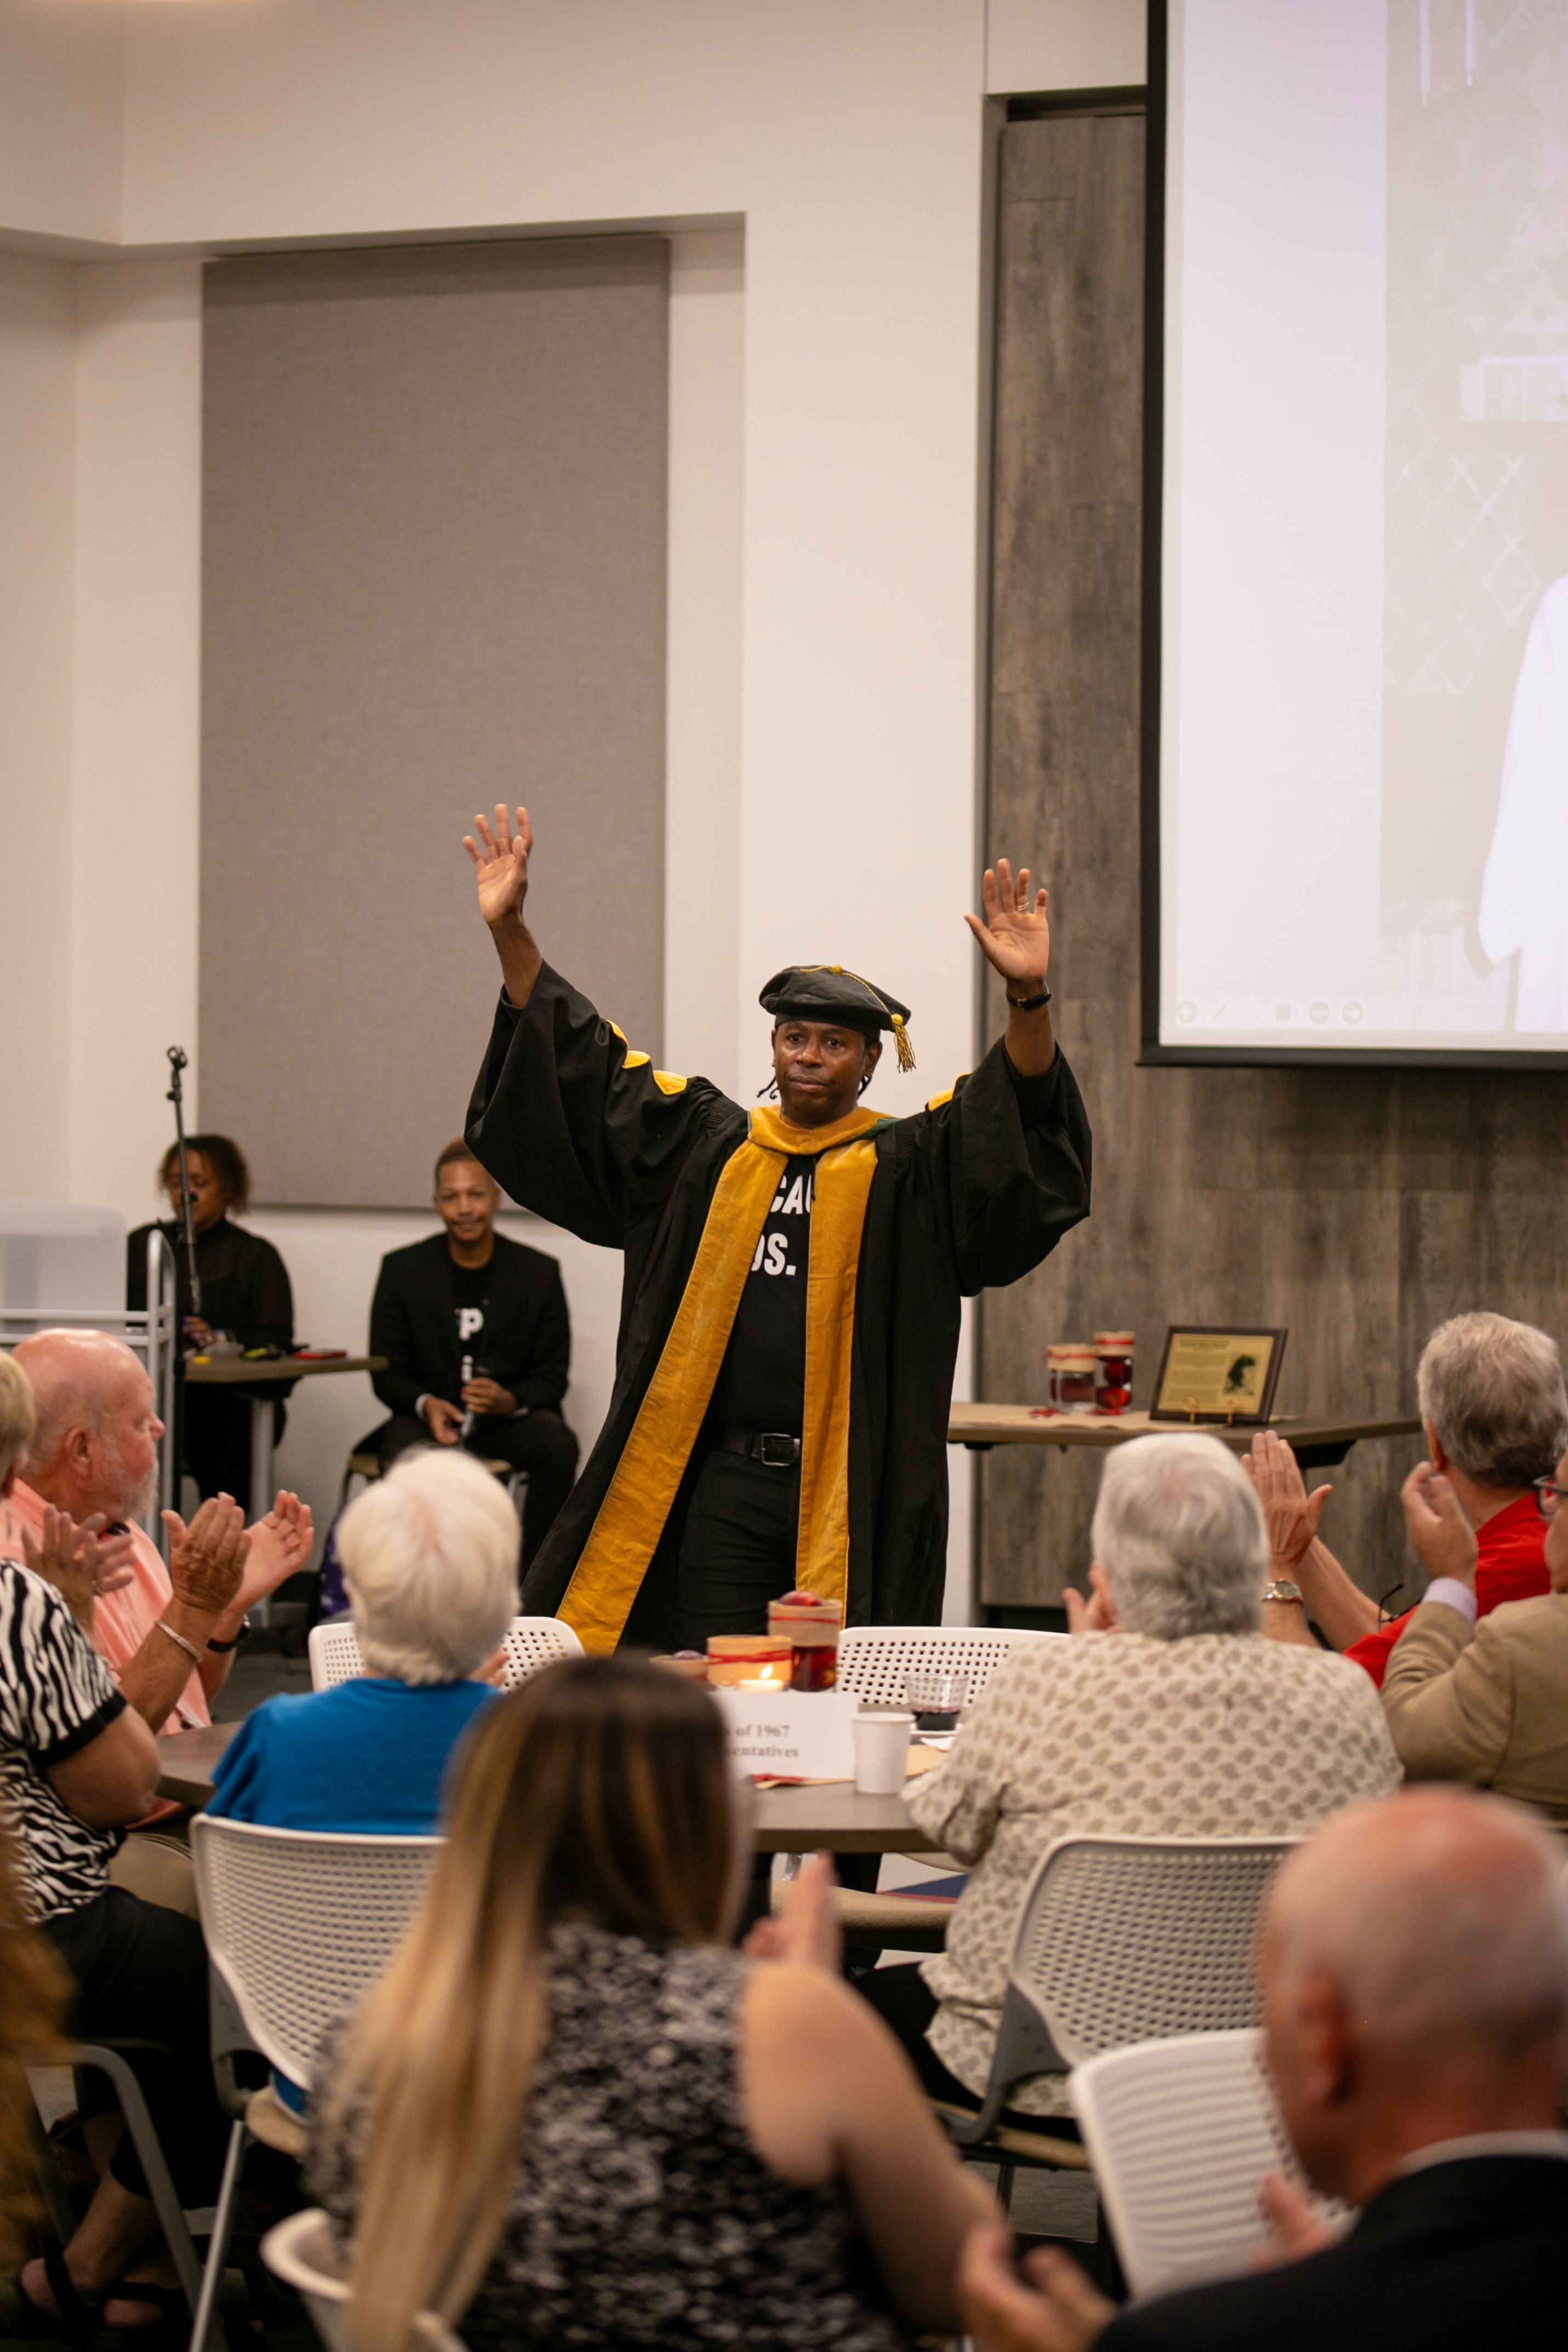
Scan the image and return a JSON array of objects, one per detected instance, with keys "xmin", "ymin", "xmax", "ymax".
[{"xmin": 326, "ymin": 1656, "xmax": 739, "ymax": 2352}]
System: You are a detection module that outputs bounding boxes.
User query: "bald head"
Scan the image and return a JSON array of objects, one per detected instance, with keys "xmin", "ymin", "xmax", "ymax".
[
  {"xmin": 14, "ymin": 1330, "xmax": 163, "ymax": 1521},
  {"xmin": 1267, "ymin": 1789, "xmax": 1568, "ymax": 2062},
  {"xmin": 1262, "ymin": 1790, "xmax": 1568, "ymax": 2202}
]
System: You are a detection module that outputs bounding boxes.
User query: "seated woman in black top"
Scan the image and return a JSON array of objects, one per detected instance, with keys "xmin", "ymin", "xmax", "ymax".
[{"xmin": 127, "ymin": 1134, "xmax": 294, "ymax": 1513}]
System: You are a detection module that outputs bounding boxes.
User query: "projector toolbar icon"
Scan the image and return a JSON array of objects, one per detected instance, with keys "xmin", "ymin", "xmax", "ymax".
[{"xmin": 1342, "ymin": 1001, "xmax": 1364, "ymax": 1026}]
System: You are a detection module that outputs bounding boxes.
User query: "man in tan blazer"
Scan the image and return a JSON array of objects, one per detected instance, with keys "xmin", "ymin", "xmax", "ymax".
[{"xmin": 1382, "ymin": 1444, "xmax": 1568, "ymax": 1825}]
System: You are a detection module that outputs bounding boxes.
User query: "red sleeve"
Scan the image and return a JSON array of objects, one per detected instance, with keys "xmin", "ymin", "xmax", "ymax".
[{"xmin": 1344, "ymin": 1608, "xmax": 1416, "ymax": 1690}]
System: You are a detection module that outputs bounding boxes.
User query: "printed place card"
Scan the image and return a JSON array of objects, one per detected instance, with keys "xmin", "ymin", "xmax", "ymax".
[{"xmin": 714, "ymin": 1688, "xmax": 858, "ymax": 1781}]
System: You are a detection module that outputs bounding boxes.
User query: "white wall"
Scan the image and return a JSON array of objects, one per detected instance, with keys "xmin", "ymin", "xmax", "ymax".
[
  {"xmin": 986, "ymin": 0, "xmax": 1148, "ymax": 93},
  {"xmin": 69, "ymin": 262, "xmax": 202, "ymax": 1214},
  {"xmin": 0, "ymin": 0, "xmax": 121, "ymax": 249},
  {"xmin": 0, "ymin": 254, "xmax": 76, "ymax": 1197}
]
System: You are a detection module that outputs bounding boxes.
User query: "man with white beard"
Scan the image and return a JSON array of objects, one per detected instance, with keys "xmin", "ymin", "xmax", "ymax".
[{"xmin": 3, "ymin": 1332, "xmax": 310, "ymax": 1878}]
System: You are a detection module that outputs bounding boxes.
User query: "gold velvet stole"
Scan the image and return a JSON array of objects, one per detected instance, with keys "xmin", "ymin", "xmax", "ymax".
[{"xmin": 558, "ymin": 1102, "xmax": 885, "ymax": 1653}]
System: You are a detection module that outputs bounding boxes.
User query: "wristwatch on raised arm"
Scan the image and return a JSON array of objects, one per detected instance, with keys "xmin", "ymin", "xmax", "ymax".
[{"xmin": 1261, "ymin": 1581, "xmax": 1303, "ymax": 1605}]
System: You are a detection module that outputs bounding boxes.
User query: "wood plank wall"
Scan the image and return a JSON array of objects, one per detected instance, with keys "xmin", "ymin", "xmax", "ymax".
[{"xmin": 977, "ymin": 109, "xmax": 1568, "ymax": 1612}]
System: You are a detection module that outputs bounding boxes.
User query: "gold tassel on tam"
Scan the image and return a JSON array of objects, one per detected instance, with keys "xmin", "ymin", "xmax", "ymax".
[{"xmin": 890, "ymin": 1015, "xmax": 915, "ymax": 1073}]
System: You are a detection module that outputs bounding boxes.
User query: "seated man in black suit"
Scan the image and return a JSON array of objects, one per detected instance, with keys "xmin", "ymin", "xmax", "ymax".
[
  {"xmin": 362, "ymin": 1140, "xmax": 579, "ymax": 1564},
  {"xmin": 957, "ymin": 1785, "xmax": 1568, "ymax": 2352}
]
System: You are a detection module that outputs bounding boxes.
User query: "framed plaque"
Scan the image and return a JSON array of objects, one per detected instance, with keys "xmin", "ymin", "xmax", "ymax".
[{"xmin": 1150, "ymin": 1326, "xmax": 1288, "ymax": 1424}]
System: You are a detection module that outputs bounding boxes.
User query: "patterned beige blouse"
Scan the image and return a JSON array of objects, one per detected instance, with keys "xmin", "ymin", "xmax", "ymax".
[{"xmin": 905, "ymin": 1630, "xmax": 1401, "ymax": 2114}]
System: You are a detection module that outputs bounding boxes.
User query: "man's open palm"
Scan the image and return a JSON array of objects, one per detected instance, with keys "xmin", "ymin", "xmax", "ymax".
[
  {"xmin": 464, "ymin": 804, "xmax": 532, "ymax": 929},
  {"xmin": 965, "ymin": 858, "xmax": 1051, "ymax": 987}
]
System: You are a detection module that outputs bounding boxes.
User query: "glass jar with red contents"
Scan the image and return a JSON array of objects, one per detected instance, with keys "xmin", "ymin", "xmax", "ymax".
[
  {"xmin": 1094, "ymin": 1331, "xmax": 1135, "ymax": 1415},
  {"xmin": 768, "ymin": 1591, "xmax": 843, "ymax": 1690},
  {"xmin": 1047, "ymin": 1343, "xmax": 1098, "ymax": 1413}
]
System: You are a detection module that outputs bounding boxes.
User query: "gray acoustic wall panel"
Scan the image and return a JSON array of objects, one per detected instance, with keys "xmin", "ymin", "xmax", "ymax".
[{"xmin": 199, "ymin": 237, "xmax": 668, "ymax": 1207}]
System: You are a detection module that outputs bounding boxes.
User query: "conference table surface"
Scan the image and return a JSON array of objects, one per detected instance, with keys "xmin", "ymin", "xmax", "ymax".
[{"xmin": 155, "ymin": 1723, "xmax": 937, "ymax": 1853}]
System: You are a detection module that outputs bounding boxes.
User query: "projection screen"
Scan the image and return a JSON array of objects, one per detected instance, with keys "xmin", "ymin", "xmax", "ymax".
[{"xmin": 1152, "ymin": 0, "xmax": 1568, "ymax": 1063}]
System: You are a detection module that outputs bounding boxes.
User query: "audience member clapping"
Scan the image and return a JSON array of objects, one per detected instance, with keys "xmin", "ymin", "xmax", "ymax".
[
  {"xmin": 1247, "ymin": 1311, "xmax": 1564, "ymax": 1676},
  {"xmin": 955, "ymin": 1787, "xmax": 1568, "ymax": 2351},
  {"xmin": 208, "ymin": 1447, "xmax": 516, "ymax": 1834},
  {"xmin": 8, "ymin": 1329, "xmax": 312, "ymax": 1741},
  {"xmin": 0, "ymin": 1353, "xmax": 228, "ymax": 2335},
  {"xmin": 308, "ymin": 1655, "xmax": 994, "ymax": 2351},
  {"xmin": 860, "ymin": 1434, "xmax": 1400, "ymax": 2126},
  {"xmin": 1378, "ymin": 1434, "xmax": 1568, "ymax": 1820}
]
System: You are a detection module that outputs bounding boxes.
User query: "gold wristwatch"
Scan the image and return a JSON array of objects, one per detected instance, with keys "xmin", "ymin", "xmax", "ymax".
[{"xmin": 1262, "ymin": 1580, "xmax": 1303, "ymax": 1605}]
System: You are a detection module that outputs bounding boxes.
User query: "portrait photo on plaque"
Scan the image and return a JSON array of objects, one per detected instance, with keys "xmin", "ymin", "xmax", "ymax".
[{"xmin": 1150, "ymin": 1326, "xmax": 1288, "ymax": 1424}]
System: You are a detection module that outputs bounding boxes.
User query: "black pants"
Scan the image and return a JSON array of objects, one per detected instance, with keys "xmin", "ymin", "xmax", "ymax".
[
  {"xmin": 371, "ymin": 1410, "xmax": 579, "ymax": 1565},
  {"xmin": 45, "ymin": 1887, "xmax": 230, "ymax": 2206},
  {"xmin": 673, "ymin": 1449, "xmax": 800, "ymax": 1651},
  {"xmin": 182, "ymin": 1386, "xmax": 285, "ymax": 1517},
  {"xmin": 855, "ymin": 1962, "xmax": 1079, "ymax": 2138},
  {"xmin": 677, "ymin": 1450, "xmax": 883, "ymax": 1899}
]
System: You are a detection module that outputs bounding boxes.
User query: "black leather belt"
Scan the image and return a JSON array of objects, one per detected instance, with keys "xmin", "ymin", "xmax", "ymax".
[{"xmin": 720, "ymin": 1428, "xmax": 802, "ymax": 1468}]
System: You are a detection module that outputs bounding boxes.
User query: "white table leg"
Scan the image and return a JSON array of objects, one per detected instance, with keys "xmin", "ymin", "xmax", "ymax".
[{"xmin": 249, "ymin": 1397, "xmax": 274, "ymax": 1624}]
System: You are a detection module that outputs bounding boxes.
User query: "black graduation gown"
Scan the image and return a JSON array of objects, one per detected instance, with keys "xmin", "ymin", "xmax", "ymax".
[{"xmin": 465, "ymin": 964, "xmax": 1092, "ymax": 1646}]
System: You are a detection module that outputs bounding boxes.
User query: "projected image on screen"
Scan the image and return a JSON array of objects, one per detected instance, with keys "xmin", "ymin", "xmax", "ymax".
[{"xmin": 1160, "ymin": 0, "xmax": 1568, "ymax": 1056}]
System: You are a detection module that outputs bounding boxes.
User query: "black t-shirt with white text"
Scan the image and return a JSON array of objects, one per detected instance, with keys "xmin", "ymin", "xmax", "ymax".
[
  {"xmin": 710, "ymin": 1155, "xmax": 815, "ymax": 1437},
  {"xmin": 452, "ymin": 1261, "xmax": 489, "ymax": 1381}
]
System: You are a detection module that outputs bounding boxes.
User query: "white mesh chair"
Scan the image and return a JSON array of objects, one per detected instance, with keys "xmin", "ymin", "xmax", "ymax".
[
  {"xmin": 262, "ymin": 2208, "xmax": 467, "ymax": 2352},
  {"xmin": 190, "ymin": 1819, "xmax": 443, "ymax": 2352},
  {"xmin": 945, "ymin": 1835, "xmax": 1298, "ymax": 2207},
  {"xmin": 1071, "ymin": 2028, "xmax": 1346, "ymax": 2298},
  {"xmin": 307, "ymin": 1612, "xmax": 583, "ymax": 1691},
  {"xmin": 835, "ymin": 1622, "xmax": 1066, "ymax": 1708}
]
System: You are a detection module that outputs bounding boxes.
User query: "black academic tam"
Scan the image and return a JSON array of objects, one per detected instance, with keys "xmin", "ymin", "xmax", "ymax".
[{"xmin": 465, "ymin": 964, "xmax": 1091, "ymax": 1648}]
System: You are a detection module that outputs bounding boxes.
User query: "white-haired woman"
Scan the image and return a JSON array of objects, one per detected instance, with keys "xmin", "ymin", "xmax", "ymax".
[
  {"xmin": 207, "ymin": 1446, "xmax": 518, "ymax": 1833},
  {"xmin": 859, "ymin": 1433, "xmax": 1401, "ymax": 2126}
]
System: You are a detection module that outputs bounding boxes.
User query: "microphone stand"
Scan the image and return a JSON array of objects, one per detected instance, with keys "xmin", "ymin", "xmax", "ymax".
[
  {"xmin": 165, "ymin": 1047, "xmax": 203, "ymax": 1320},
  {"xmin": 163, "ymin": 1049, "xmax": 202, "ymax": 1524}
]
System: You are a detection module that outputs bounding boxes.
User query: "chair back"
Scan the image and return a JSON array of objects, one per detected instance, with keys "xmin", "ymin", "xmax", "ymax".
[
  {"xmin": 192, "ymin": 1816, "xmax": 440, "ymax": 2090},
  {"xmin": 1012, "ymin": 1834, "xmax": 1296, "ymax": 2068},
  {"xmin": 835, "ymin": 1623, "xmax": 1065, "ymax": 1709},
  {"xmin": 1071, "ymin": 2028, "xmax": 1343, "ymax": 2297},
  {"xmin": 308, "ymin": 1613, "xmax": 583, "ymax": 1692},
  {"xmin": 262, "ymin": 2209, "xmax": 466, "ymax": 2352}
]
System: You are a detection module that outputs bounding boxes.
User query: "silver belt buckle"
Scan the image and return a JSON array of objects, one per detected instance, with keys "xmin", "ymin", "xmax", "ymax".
[{"xmin": 758, "ymin": 1432, "xmax": 796, "ymax": 1468}]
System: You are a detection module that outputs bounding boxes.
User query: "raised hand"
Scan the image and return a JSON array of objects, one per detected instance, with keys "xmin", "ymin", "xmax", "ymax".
[
  {"xmin": 233, "ymin": 1490, "xmax": 315, "ymax": 1614},
  {"xmin": 1245, "ymin": 1430, "xmax": 1331, "ymax": 1574},
  {"xmin": 1064, "ymin": 1563, "xmax": 1119, "ymax": 1635},
  {"xmin": 463, "ymin": 803, "xmax": 533, "ymax": 932},
  {"xmin": 742, "ymin": 1851, "xmax": 842, "ymax": 1973},
  {"xmin": 162, "ymin": 1495, "xmax": 249, "ymax": 1621},
  {"xmin": 1401, "ymin": 1461, "xmax": 1479, "ymax": 1588},
  {"xmin": 956, "ymin": 2223, "xmax": 1113, "ymax": 2352},
  {"xmin": 21, "ymin": 1507, "xmax": 134, "ymax": 1635},
  {"xmin": 964, "ymin": 858, "xmax": 1051, "ymax": 989}
]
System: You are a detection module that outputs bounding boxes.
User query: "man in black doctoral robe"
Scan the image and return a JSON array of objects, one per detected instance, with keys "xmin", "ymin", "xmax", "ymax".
[{"xmin": 461, "ymin": 804, "xmax": 1092, "ymax": 1655}]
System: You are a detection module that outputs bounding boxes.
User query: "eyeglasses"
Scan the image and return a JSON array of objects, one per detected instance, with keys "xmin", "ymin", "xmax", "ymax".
[{"xmin": 1533, "ymin": 1477, "xmax": 1568, "ymax": 1521}]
